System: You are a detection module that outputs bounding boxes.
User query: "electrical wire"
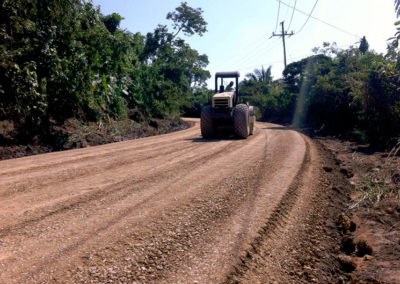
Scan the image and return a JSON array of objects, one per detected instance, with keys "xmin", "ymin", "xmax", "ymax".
[
  {"xmin": 221, "ymin": 39, "xmax": 273, "ymax": 70},
  {"xmin": 287, "ymin": 0, "xmax": 297, "ymax": 30},
  {"xmin": 225, "ymin": 36, "xmax": 267, "ymax": 61},
  {"xmin": 237, "ymin": 60, "xmax": 284, "ymax": 73},
  {"xmin": 275, "ymin": 0, "xmax": 281, "ymax": 32},
  {"xmin": 277, "ymin": 0, "xmax": 359, "ymax": 39},
  {"xmin": 238, "ymin": 42, "xmax": 359, "ymax": 74},
  {"xmin": 236, "ymin": 39, "xmax": 282, "ymax": 69},
  {"xmin": 283, "ymin": 0, "xmax": 292, "ymax": 23},
  {"xmin": 295, "ymin": 0, "xmax": 319, "ymax": 34},
  {"xmin": 237, "ymin": 54, "xmax": 308, "ymax": 73},
  {"xmin": 224, "ymin": 38, "xmax": 281, "ymax": 71},
  {"xmin": 218, "ymin": 37, "xmax": 271, "ymax": 71}
]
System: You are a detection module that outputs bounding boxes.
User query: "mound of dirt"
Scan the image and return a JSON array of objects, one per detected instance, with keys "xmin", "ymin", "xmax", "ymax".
[
  {"xmin": 320, "ymin": 138, "xmax": 400, "ymax": 284},
  {"xmin": 0, "ymin": 117, "xmax": 189, "ymax": 161}
]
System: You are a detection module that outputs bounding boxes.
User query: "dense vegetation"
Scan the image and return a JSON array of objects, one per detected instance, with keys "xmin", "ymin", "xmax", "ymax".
[
  {"xmin": 241, "ymin": 40, "xmax": 400, "ymax": 148},
  {"xmin": 0, "ymin": 0, "xmax": 210, "ymax": 144},
  {"xmin": 238, "ymin": 2, "xmax": 400, "ymax": 148}
]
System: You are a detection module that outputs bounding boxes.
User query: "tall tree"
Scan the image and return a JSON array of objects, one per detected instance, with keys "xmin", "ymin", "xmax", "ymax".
[
  {"xmin": 166, "ymin": 2, "xmax": 207, "ymax": 39},
  {"xmin": 359, "ymin": 36, "xmax": 369, "ymax": 54},
  {"xmin": 144, "ymin": 2, "xmax": 208, "ymax": 59}
]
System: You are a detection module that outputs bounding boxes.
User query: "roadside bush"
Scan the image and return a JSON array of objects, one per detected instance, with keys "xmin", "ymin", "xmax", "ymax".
[
  {"xmin": 0, "ymin": 0, "xmax": 210, "ymax": 144},
  {"xmin": 242, "ymin": 42, "xmax": 400, "ymax": 148}
]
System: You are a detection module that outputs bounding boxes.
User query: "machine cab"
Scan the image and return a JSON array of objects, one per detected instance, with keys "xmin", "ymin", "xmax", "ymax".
[{"xmin": 212, "ymin": 72, "xmax": 240, "ymax": 109}]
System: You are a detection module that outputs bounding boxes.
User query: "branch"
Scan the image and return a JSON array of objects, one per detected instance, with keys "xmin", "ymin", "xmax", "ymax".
[{"xmin": 172, "ymin": 27, "xmax": 183, "ymax": 40}]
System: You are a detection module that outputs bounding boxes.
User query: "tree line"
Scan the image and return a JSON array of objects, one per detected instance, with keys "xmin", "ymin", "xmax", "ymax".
[
  {"xmin": 236, "ymin": 2, "xmax": 400, "ymax": 148},
  {"xmin": 240, "ymin": 38, "xmax": 400, "ymax": 148},
  {"xmin": 0, "ymin": 0, "xmax": 211, "ymax": 144}
]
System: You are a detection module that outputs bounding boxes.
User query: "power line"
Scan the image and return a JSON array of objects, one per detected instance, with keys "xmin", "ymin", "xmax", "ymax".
[
  {"xmin": 283, "ymin": 0, "xmax": 292, "ymax": 23},
  {"xmin": 224, "ymin": 36, "xmax": 266, "ymax": 62},
  {"xmin": 224, "ymin": 38, "xmax": 281, "ymax": 71},
  {"xmin": 219, "ymin": 37, "xmax": 272, "ymax": 70},
  {"xmin": 276, "ymin": 0, "xmax": 359, "ymax": 39},
  {"xmin": 221, "ymin": 39, "xmax": 273, "ymax": 70},
  {"xmin": 295, "ymin": 0, "xmax": 319, "ymax": 34},
  {"xmin": 287, "ymin": 0, "xmax": 297, "ymax": 30},
  {"xmin": 237, "ymin": 42, "xmax": 359, "ymax": 73},
  {"xmin": 235, "ymin": 39, "xmax": 282, "ymax": 68},
  {"xmin": 237, "ymin": 59, "xmax": 285, "ymax": 73},
  {"xmin": 237, "ymin": 54, "xmax": 310, "ymax": 74},
  {"xmin": 275, "ymin": 0, "xmax": 281, "ymax": 32}
]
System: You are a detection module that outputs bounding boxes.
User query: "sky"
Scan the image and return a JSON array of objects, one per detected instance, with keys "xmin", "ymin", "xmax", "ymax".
[{"xmin": 92, "ymin": 0, "xmax": 398, "ymax": 88}]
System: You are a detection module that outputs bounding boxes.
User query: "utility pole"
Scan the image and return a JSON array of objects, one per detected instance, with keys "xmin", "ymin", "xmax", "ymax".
[{"xmin": 271, "ymin": 21, "xmax": 294, "ymax": 68}]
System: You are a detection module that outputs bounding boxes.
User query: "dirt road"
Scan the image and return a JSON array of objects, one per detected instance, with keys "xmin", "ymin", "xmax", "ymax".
[{"xmin": 0, "ymin": 119, "xmax": 323, "ymax": 283}]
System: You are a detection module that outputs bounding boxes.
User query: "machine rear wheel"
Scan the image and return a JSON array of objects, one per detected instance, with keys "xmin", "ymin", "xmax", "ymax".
[
  {"xmin": 234, "ymin": 104, "xmax": 249, "ymax": 138},
  {"xmin": 201, "ymin": 105, "xmax": 216, "ymax": 138}
]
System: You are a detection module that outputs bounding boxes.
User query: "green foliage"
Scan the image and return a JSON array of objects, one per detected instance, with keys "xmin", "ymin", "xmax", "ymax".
[
  {"xmin": 390, "ymin": 2, "xmax": 400, "ymax": 46},
  {"xmin": 180, "ymin": 87, "xmax": 213, "ymax": 117},
  {"xmin": 353, "ymin": 174, "xmax": 389, "ymax": 206},
  {"xmin": 0, "ymin": 0, "xmax": 210, "ymax": 143},
  {"xmin": 167, "ymin": 2, "xmax": 207, "ymax": 39},
  {"xmin": 102, "ymin": 13, "xmax": 124, "ymax": 34},
  {"xmin": 239, "ymin": 66, "xmax": 281, "ymax": 121},
  {"xmin": 242, "ymin": 42, "xmax": 400, "ymax": 149},
  {"xmin": 359, "ymin": 36, "xmax": 369, "ymax": 54},
  {"xmin": 392, "ymin": 20, "xmax": 400, "ymax": 46}
]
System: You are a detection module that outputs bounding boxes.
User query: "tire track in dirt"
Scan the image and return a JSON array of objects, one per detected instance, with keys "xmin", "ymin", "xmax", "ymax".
[
  {"xmin": 0, "ymin": 141, "xmax": 198, "ymax": 199},
  {"xmin": 0, "ymin": 119, "xmax": 320, "ymax": 283},
  {"xmin": 225, "ymin": 136, "xmax": 312, "ymax": 283},
  {"xmin": 224, "ymin": 136, "xmax": 327, "ymax": 284},
  {"xmin": 162, "ymin": 128, "xmax": 308, "ymax": 283},
  {"xmin": 20, "ymin": 129, "xmax": 270, "ymax": 283},
  {"xmin": 0, "ymin": 135, "xmax": 242, "ymax": 236},
  {"xmin": 0, "ymin": 125, "xmax": 223, "ymax": 216},
  {"xmin": 0, "ymin": 127, "xmax": 200, "ymax": 193},
  {"xmin": 0, "ymin": 128, "xmax": 262, "ymax": 282},
  {"xmin": 0, "ymin": 126, "xmax": 198, "ymax": 177}
]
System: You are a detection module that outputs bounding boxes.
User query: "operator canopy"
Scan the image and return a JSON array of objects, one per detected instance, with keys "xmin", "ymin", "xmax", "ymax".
[{"xmin": 215, "ymin": 71, "xmax": 240, "ymax": 78}]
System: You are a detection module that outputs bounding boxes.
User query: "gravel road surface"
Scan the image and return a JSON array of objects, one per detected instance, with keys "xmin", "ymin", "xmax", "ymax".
[{"xmin": 0, "ymin": 119, "xmax": 321, "ymax": 283}]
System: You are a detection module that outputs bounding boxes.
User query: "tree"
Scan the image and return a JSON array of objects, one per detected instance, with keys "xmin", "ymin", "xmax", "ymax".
[
  {"xmin": 143, "ymin": 25, "xmax": 173, "ymax": 60},
  {"xmin": 143, "ymin": 3, "xmax": 208, "ymax": 60},
  {"xmin": 166, "ymin": 2, "xmax": 207, "ymax": 39},
  {"xmin": 102, "ymin": 13, "xmax": 124, "ymax": 34},
  {"xmin": 0, "ymin": 0, "xmax": 211, "ymax": 144},
  {"xmin": 245, "ymin": 66, "xmax": 273, "ymax": 83},
  {"xmin": 359, "ymin": 36, "xmax": 369, "ymax": 54},
  {"xmin": 389, "ymin": 2, "xmax": 400, "ymax": 49}
]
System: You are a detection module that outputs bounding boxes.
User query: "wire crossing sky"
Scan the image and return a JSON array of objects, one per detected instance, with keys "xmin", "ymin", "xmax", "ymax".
[
  {"xmin": 287, "ymin": 0, "xmax": 297, "ymax": 30},
  {"xmin": 93, "ymin": 0, "xmax": 398, "ymax": 87},
  {"xmin": 275, "ymin": 0, "xmax": 281, "ymax": 32},
  {"xmin": 278, "ymin": 0, "xmax": 360, "ymax": 39},
  {"xmin": 295, "ymin": 0, "xmax": 319, "ymax": 34}
]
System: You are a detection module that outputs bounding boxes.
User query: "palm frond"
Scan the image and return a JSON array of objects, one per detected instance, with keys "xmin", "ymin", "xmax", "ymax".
[{"xmin": 396, "ymin": 0, "xmax": 400, "ymax": 17}]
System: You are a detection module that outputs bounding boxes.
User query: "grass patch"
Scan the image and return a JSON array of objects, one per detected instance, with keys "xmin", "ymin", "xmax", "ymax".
[
  {"xmin": 350, "ymin": 140, "xmax": 400, "ymax": 209},
  {"xmin": 352, "ymin": 173, "xmax": 389, "ymax": 208}
]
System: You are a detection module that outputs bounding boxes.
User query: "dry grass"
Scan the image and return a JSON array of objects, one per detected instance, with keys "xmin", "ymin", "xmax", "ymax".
[{"xmin": 350, "ymin": 139, "xmax": 400, "ymax": 209}]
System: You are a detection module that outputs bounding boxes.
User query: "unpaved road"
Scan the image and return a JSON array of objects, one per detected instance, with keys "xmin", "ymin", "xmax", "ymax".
[{"xmin": 0, "ymin": 119, "xmax": 322, "ymax": 283}]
